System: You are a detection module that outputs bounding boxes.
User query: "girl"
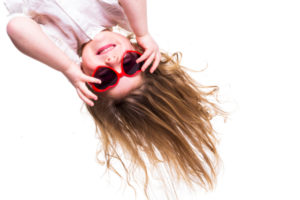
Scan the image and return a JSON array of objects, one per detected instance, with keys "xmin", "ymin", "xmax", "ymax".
[
  {"xmin": 5, "ymin": 0, "xmax": 160, "ymax": 106},
  {"xmin": 4, "ymin": 0, "xmax": 227, "ymax": 199}
]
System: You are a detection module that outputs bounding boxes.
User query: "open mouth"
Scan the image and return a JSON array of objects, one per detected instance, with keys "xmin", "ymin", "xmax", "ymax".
[{"xmin": 97, "ymin": 44, "xmax": 116, "ymax": 55}]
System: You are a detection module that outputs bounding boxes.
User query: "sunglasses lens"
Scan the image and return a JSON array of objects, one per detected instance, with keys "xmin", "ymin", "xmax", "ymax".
[
  {"xmin": 123, "ymin": 52, "xmax": 143, "ymax": 75},
  {"xmin": 93, "ymin": 67, "xmax": 117, "ymax": 90}
]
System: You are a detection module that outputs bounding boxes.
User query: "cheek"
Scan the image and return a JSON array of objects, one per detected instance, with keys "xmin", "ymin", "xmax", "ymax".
[
  {"xmin": 81, "ymin": 60, "xmax": 93, "ymax": 76},
  {"xmin": 82, "ymin": 53, "xmax": 98, "ymax": 76},
  {"xmin": 114, "ymin": 35, "xmax": 134, "ymax": 50}
]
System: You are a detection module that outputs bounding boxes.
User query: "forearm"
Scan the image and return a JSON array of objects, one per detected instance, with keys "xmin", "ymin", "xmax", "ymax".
[
  {"xmin": 6, "ymin": 16, "xmax": 74, "ymax": 74},
  {"xmin": 119, "ymin": 0, "xmax": 148, "ymax": 37}
]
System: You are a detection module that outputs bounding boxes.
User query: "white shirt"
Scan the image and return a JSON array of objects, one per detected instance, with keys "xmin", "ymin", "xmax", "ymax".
[{"xmin": 4, "ymin": 0, "xmax": 131, "ymax": 64}]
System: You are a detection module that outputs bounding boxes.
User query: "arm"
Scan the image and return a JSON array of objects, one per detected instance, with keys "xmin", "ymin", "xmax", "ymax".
[
  {"xmin": 7, "ymin": 16, "xmax": 73, "ymax": 73},
  {"xmin": 118, "ymin": 0, "xmax": 161, "ymax": 73},
  {"xmin": 118, "ymin": 0, "xmax": 148, "ymax": 37},
  {"xmin": 6, "ymin": 16, "xmax": 101, "ymax": 106}
]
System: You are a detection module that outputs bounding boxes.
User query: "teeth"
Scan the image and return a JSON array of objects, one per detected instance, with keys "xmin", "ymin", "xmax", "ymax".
[{"xmin": 102, "ymin": 46, "xmax": 114, "ymax": 53}]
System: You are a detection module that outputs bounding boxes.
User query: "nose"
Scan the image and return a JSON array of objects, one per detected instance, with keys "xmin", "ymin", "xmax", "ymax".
[
  {"xmin": 105, "ymin": 55, "xmax": 119, "ymax": 66},
  {"xmin": 105, "ymin": 54, "xmax": 122, "ymax": 73}
]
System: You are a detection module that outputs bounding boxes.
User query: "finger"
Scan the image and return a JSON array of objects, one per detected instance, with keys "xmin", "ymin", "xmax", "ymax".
[
  {"xmin": 82, "ymin": 74, "xmax": 102, "ymax": 84},
  {"xmin": 76, "ymin": 88, "xmax": 94, "ymax": 106},
  {"xmin": 150, "ymin": 52, "xmax": 161, "ymax": 73},
  {"xmin": 79, "ymin": 83, "xmax": 98, "ymax": 101},
  {"xmin": 136, "ymin": 49, "xmax": 153, "ymax": 63},
  {"xmin": 141, "ymin": 52, "xmax": 156, "ymax": 72}
]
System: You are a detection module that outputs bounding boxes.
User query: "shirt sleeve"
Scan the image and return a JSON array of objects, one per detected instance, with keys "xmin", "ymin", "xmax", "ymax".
[
  {"xmin": 39, "ymin": 25, "xmax": 81, "ymax": 65},
  {"xmin": 4, "ymin": 0, "xmax": 24, "ymax": 13},
  {"xmin": 3, "ymin": 0, "xmax": 29, "ymax": 21},
  {"xmin": 97, "ymin": 0, "xmax": 132, "ymax": 32}
]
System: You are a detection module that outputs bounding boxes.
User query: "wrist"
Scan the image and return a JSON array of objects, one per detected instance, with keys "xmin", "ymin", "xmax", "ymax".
[
  {"xmin": 61, "ymin": 60, "xmax": 76, "ymax": 76},
  {"xmin": 136, "ymin": 32, "xmax": 150, "ymax": 38}
]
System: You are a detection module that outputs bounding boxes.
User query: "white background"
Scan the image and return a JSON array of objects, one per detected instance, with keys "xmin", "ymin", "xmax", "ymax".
[{"xmin": 1, "ymin": 0, "xmax": 300, "ymax": 199}]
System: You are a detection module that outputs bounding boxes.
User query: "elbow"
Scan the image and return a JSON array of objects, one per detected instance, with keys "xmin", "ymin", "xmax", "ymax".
[
  {"xmin": 6, "ymin": 16, "xmax": 32, "ymax": 39},
  {"xmin": 7, "ymin": 17, "xmax": 23, "ymax": 39}
]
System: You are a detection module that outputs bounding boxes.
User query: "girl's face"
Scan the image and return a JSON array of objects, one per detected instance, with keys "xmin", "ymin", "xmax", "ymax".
[{"xmin": 81, "ymin": 31, "xmax": 144, "ymax": 99}]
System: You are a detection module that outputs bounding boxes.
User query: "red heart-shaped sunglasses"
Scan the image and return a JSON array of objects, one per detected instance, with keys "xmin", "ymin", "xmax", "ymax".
[{"xmin": 89, "ymin": 50, "xmax": 144, "ymax": 92}]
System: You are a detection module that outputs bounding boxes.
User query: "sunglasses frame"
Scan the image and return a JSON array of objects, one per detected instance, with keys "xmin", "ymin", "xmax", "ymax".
[{"xmin": 89, "ymin": 50, "xmax": 143, "ymax": 92}]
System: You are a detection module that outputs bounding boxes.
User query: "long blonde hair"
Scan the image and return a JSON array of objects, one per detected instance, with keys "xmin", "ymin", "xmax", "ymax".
[{"xmin": 85, "ymin": 41, "xmax": 228, "ymax": 199}]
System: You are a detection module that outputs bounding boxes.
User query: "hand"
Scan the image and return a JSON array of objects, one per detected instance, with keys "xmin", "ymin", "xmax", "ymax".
[
  {"xmin": 62, "ymin": 63, "xmax": 102, "ymax": 106},
  {"xmin": 136, "ymin": 33, "xmax": 161, "ymax": 73}
]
